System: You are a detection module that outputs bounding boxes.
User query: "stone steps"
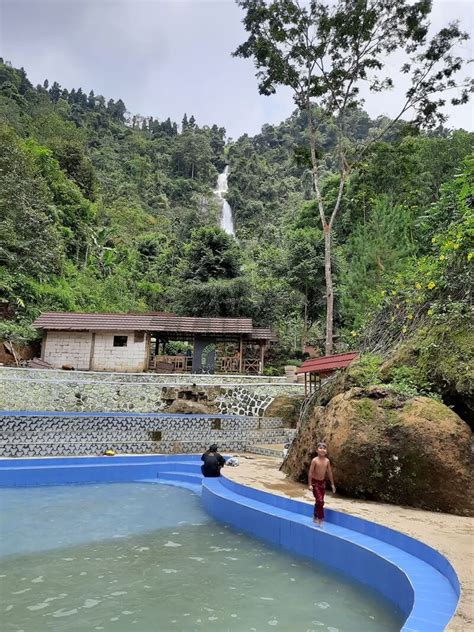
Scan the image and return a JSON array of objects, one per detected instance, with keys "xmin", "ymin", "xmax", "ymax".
[
  {"xmin": 0, "ymin": 414, "xmax": 285, "ymax": 432},
  {"xmin": 0, "ymin": 427, "xmax": 291, "ymax": 437},
  {"xmin": 0, "ymin": 410, "xmax": 296, "ymax": 457},
  {"xmin": 245, "ymin": 444, "xmax": 286, "ymax": 458},
  {"xmin": 2, "ymin": 438, "xmax": 280, "ymax": 458},
  {"xmin": 0, "ymin": 429, "xmax": 293, "ymax": 445}
]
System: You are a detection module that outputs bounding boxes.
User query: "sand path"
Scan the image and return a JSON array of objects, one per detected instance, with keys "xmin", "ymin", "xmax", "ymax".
[{"xmin": 224, "ymin": 454, "xmax": 473, "ymax": 631}]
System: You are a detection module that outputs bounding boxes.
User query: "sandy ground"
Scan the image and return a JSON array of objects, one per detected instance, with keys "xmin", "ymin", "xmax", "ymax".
[{"xmin": 224, "ymin": 454, "xmax": 474, "ymax": 631}]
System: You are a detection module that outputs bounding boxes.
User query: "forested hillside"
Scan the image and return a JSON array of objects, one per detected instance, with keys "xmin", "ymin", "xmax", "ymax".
[
  {"xmin": 0, "ymin": 60, "xmax": 472, "ymax": 370},
  {"xmin": 227, "ymin": 113, "xmax": 473, "ymax": 345}
]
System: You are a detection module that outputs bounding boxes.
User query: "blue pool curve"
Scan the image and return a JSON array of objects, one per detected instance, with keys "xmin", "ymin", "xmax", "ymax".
[{"xmin": 0, "ymin": 454, "xmax": 459, "ymax": 631}]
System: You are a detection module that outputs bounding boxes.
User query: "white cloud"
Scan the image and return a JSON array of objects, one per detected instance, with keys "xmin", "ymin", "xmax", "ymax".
[{"xmin": 0, "ymin": 0, "xmax": 472, "ymax": 136}]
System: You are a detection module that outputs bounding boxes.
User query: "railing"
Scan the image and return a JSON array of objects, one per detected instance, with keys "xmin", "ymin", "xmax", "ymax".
[
  {"xmin": 148, "ymin": 355, "xmax": 192, "ymax": 373},
  {"xmin": 217, "ymin": 356, "xmax": 240, "ymax": 373},
  {"xmin": 149, "ymin": 355, "xmax": 262, "ymax": 375},
  {"xmin": 243, "ymin": 359, "xmax": 261, "ymax": 374}
]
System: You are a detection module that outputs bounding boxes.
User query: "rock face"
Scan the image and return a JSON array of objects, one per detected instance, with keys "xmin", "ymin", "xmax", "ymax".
[
  {"xmin": 380, "ymin": 321, "xmax": 474, "ymax": 427},
  {"xmin": 162, "ymin": 386, "xmax": 219, "ymax": 414},
  {"xmin": 282, "ymin": 386, "xmax": 473, "ymax": 516},
  {"xmin": 167, "ymin": 399, "xmax": 215, "ymax": 415},
  {"xmin": 264, "ymin": 395, "xmax": 304, "ymax": 428}
]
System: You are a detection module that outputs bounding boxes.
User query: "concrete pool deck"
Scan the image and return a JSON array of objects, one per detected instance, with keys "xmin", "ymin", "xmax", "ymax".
[{"xmin": 224, "ymin": 454, "xmax": 473, "ymax": 632}]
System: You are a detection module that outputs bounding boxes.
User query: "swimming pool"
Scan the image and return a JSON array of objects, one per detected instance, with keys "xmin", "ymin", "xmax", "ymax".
[
  {"xmin": 1, "ymin": 483, "xmax": 402, "ymax": 631},
  {"xmin": 0, "ymin": 455, "xmax": 460, "ymax": 631}
]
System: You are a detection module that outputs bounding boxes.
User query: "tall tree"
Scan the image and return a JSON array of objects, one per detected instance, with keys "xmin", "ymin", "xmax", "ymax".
[
  {"xmin": 0, "ymin": 125, "xmax": 62, "ymax": 283},
  {"xmin": 49, "ymin": 81, "xmax": 61, "ymax": 103},
  {"xmin": 234, "ymin": 0, "xmax": 472, "ymax": 354},
  {"xmin": 182, "ymin": 226, "xmax": 241, "ymax": 282},
  {"xmin": 286, "ymin": 225, "xmax": 325, "ymax": 349}
]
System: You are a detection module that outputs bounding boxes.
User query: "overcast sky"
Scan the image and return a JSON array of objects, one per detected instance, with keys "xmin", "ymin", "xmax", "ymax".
[{"xmin": 1, "ymin": 0, "xmax": 472, "ymax": 138}]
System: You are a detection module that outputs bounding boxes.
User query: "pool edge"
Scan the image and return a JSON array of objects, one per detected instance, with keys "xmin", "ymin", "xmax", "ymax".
[{"xmin": 0, "ymin": 454, "xmax": 460, "ymax": 631}]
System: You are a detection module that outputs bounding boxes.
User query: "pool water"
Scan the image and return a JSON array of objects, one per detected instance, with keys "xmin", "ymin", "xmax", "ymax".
[{"xmin": 0, "ymin": 483, "xmax": 403, "ymax": 631}]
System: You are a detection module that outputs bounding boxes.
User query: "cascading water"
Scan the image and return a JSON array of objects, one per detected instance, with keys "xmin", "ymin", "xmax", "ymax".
[{"xmin": 214, "ymin": 165, "xmax": 235, "ymax": 236}]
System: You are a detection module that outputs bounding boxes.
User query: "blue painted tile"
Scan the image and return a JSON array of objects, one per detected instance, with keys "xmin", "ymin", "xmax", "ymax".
[
  {"xmin": 1, "ymin": 454, "xmax": 460, "ymax": 630},
  {"xmin": 402, "ymin": 616, "xmax": 448, "ymax": 631}
]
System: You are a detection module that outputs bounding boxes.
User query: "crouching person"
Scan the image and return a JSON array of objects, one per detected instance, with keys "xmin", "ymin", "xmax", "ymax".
[{"xmin": 201, "ymin": 444, "xmax": 225, "ymax": 477}]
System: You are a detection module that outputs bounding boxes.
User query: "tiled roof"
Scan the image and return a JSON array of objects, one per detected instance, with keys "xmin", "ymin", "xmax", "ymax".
[
  {"xmin": 296, "ymin": 352, "xmax": 359, "ymax": 375},
  {"xmin": 250, "ymin": 328, "xmax": 277, "ymax": 341},
  {"xmin": 152, "ymin": 315, "xmax": 254, "ymax": 334},
  {"xmin": 34, "ymin": 312, "xmax": 155, "ymax": 331},
  {"xmin": 33, "ymin": 312, "xmax": 255, "ymax": 335}
]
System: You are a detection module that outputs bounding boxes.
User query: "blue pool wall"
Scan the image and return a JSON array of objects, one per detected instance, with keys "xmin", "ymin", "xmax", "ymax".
[
  {"xmin": 202, "ymin": 477, "xmax": 413, "ymax": 612},
  {"xmin": 0, "ymin": 454, "xmax": 460, "ymax": 631},
  {"xmin": 215, "ymin": 476, "xmax": 460, "ymax": 598}
]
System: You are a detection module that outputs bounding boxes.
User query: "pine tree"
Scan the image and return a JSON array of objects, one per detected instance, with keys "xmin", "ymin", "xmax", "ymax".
[{"xmin": 49, "ymin": 81, "xmax": 61, "ymax": 103}]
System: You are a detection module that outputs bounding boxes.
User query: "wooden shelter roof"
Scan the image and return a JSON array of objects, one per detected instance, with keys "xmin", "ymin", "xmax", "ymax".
[
  {"xmin": 33, "ymin": 312, "xmax": 273, "ymax": 339},
  {"xmin": 296, "ymin": 352, "xmax": 359, "ymax": 375},
  {"xmin": 249, "ymin": 328, "xmax": 277, "ymax": 341},
  {"xmin": 34, "ymin": 312, "xmax": 156, "ymax": 332}
]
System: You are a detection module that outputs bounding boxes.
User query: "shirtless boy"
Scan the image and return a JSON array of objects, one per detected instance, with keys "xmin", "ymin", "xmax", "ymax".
[{"xmin": 308, "ymin": 442, "xmax": 336, "ymax": 526}]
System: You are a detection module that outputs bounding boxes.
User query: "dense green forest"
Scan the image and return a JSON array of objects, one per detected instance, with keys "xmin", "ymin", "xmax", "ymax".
[{"xmin": 0, "ymin": 60, "xmax": 472, "ymax": 369}]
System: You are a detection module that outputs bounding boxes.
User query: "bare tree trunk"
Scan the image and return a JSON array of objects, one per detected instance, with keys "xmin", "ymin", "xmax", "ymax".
[
  {"xmin": 306, "ymin": 100, "xmax": 334, "ymax": 356},
  {"xmin": 302, "ymin": 287, "xmax": 308, "ymax": 354},
  {"xmin": 323, "ymin": 225, "xmax": 333, "ymax": 356},
  {"xmin": 83, "ymin": 242, "xmax": 89, "ymax": 268},
  {"xmin": 5, "ymin": 340, "xmax": 20, "ymax": 366}
]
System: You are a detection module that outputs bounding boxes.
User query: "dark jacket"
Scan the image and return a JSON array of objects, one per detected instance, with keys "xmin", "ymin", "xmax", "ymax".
[{"xmin": 201, "ymin": 451, "xmax": 225, "ymax": 477}]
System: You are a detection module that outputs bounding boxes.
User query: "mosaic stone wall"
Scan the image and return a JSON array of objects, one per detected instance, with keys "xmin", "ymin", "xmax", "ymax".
[
  {"xmin": 216, "ymin": 386, "xmax": 273, "ymax": 416},
  {"xmin": 0, "ymin": 412, "xmax": 295, "ymax": 457},
  {"xmin": 0, "ymin": 369, "xmax": 304, "ymax": 417},
  {"xmin": 0, "ymin": 367, "xmax": 289, "ymax": 384}
]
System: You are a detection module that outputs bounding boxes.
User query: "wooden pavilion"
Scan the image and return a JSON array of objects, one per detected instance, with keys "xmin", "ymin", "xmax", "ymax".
[
  {"xmin": 33, "ymin": 312, "xmax": 275, "ymax": 374},
  {"xmin": 296, "ymin": 352, "xmax": 359, "ymax": 394}
]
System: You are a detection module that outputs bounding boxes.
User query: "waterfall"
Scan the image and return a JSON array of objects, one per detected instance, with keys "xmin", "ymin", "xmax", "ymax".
[{"xmin": 214, "ymin": 166, "xmax": 235, "ymax": 236}]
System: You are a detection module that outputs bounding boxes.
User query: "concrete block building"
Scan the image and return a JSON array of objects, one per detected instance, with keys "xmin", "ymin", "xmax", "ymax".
[{"xmin": 33, "ymin": 312, "xmax": 275, "ymax": 374}]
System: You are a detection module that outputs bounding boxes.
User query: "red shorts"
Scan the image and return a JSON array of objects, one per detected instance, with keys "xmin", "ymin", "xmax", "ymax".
[{"xmin": 311, "ymin": 478, "xmax": 326, "ymax": 520}]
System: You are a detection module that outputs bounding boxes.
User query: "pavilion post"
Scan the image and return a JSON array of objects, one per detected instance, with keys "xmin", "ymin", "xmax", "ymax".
[
  {"xmin": 259, "ymin": 342, "xmax": 265, "ymax": 374},
  {"xmin": 88, "ymin": 332, "xmax": 96, "ymax": 371},
  {"xmin": 239, "ymin": 335, "xmax": 243, "ymax": 373},
  {"xmin": 41, "ymin": 331, "xmax": 47, "ymax": 360}
]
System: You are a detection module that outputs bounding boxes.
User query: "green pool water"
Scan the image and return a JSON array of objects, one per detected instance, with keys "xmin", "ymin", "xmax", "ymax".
[{"xmin": 0, "ymin": 483, "xmax": 403, "ymax": 631}]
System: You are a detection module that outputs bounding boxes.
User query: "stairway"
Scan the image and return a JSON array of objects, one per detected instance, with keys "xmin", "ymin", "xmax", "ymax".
[{"xmin": 0, "ymin": 411, "xmax": 296, "ymax": 457}]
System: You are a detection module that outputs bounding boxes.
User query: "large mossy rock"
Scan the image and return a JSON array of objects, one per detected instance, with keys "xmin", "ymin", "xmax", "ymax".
[
  {"xmin": 264, "ymin": 395, "xmax": 304, "ymax": 427},
  {"xmin": 162, "ymin": 386, "xmax": 219, "ymax": 414},
  {"xmin": 380, "ymin": 321, "xmax": 474, "ymax": 427},
  {"xmin": 166, "ymin": 399, "xmax": 216, "ymax": 414},
  {"xmin": 282, "ymin": 386, "xmax": 473, "ymax": 516}
]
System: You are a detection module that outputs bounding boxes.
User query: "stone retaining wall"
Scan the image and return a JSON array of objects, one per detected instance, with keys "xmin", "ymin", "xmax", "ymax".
[
  {"xmin": 0, "ymin": 411, "xmax": 295, "ymax": 457},
  {"xmin": 0, "ymin": 367, "xmax": 289, "ymax": 384},
  {"xmin": 0, "ymin": 369, "xmax": 303, "ymax": 417}
]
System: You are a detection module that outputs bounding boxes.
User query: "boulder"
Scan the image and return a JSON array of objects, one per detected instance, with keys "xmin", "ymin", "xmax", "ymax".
[
  {"xmin": 284, "ymin": 365, "xmax": 297, "ymax": 382},
  {"xmin": 166, "ymin": 399, "xmax": 215, "ymax": 415},
  {"xmin": 264, "ymin": 394, "xmax": 304, "ymax": 428},
  {"xmin": 283, "ymin": 386, "xmax": 473, "ymax": 516},
  {"xmin": 380, "ymin": 320, "xmax": 474, "ymax": 427},
  {"xmin": 162, "ymin": 385, "xmax": 220, "ymax": 414}
]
